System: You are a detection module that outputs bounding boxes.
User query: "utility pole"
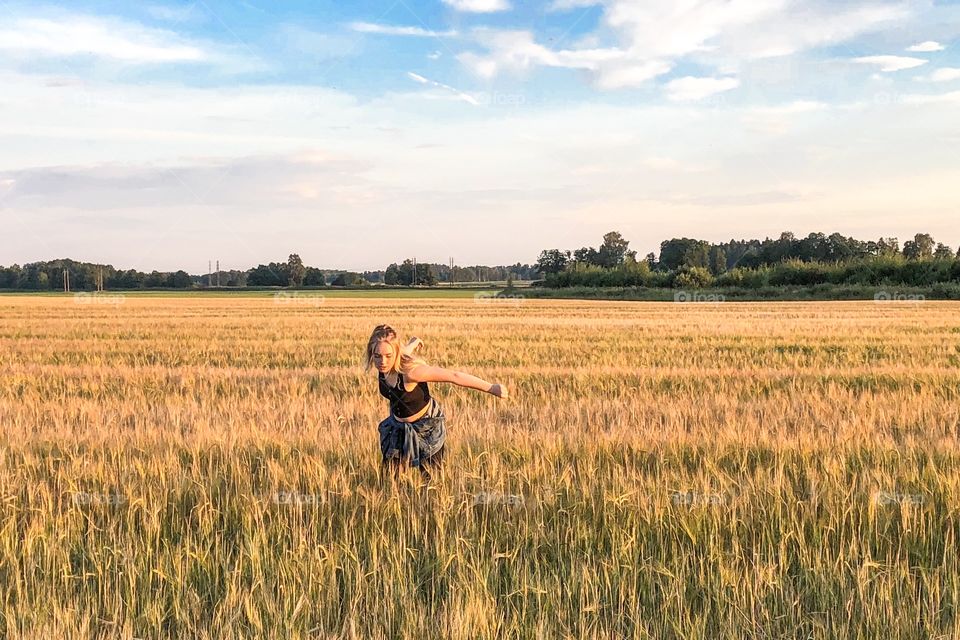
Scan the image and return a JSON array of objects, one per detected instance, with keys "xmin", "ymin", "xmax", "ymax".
[
  {"xmin": 62, "ymin": 269, "xmax": 70, "ymax": 293},
  {"xmin": 413, "ymin": 257, "xmax": 417, "ymax": 286},
  {"xmin": 450, "ymin": 257, "xmax": 454, "ymax": 284},
  {"xmin": 208, "ymin": 260, "xmax": 212, "ymax": 287},
  {"xmin": 216, "ymin": 260, "xmax": 220, "ymax": 287}
]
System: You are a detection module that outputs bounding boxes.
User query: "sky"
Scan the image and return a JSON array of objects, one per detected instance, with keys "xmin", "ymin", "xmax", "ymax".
[{"xmin": 1, "ymin": 0, "xmax": 959, "ymax": 273}]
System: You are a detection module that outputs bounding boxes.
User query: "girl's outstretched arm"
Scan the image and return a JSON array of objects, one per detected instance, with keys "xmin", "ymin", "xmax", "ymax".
[{"xmin": 405, "ymin": 364, "xmax": 508, "ymax": 398}]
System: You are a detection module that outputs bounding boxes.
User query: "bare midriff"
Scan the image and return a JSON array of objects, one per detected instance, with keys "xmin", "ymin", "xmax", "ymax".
[{"xmin": 396, "ymin": 402, "xmax": 430, "ymax": 423}]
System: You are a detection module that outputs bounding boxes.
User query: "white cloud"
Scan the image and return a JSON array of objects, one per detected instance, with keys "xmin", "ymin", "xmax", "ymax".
[
  {"xmin": 595, "ymin": 60, "xmax": 674, "ymax": 89},
  {"xmin": 665, "ymin": 76, "xmax": 740, "ymax": 101},
  {"xmin": 900, "ymin": 90, "xmax": 960, "ymax": 105},
  {"xmin": 405, "ymin": 71, "xmax": 481, "ymax": 105},
  {"xmin": 441, "ymin": 0, "xmax": 511, "ymax": 12},
  {"xmin": 852, "ymin": 55, "xmax": 928, "ymax": 72},
  {"xmin": 456, "ymin": 1, "xmax": 913, "ymax": 90},
  {"xmin": 349, "ymin": 22, "xmax": 458, "ymax": 37},
  {"xmin": 458, "ymin": 28, "xmax": 668, "ymax": 88},
  {"xmin": 921, "ymin": 67, "xmax": 960, "ymax": 82},
  {"xmin": 906, "ymin": 40, "xmax": 944, "ymax": 52},
  {"xmin": 548, "ymin": 0, "xmax": 602, "ymax": 10},
  {"xmin": 0, "ymin": 15, "xmax": 207, "ymax": 63}
]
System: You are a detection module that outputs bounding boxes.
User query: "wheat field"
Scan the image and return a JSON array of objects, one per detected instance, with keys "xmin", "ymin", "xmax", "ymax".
[{"xmin": 0, "ymin": 295, "xmax": 958, "ymax": 639}]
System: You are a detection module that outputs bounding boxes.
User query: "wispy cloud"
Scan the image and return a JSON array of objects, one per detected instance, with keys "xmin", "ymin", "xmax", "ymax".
[
  {"xmin": 548, "ymin": 0, "xmax": 602, "ymax": 10},
  {"xmin": 906, "ymin": 40, "xmax": 944, "ymax": 52},
  {"xmin": 921, "ymin": 67, "xmax": 960, "ymax": 82},
  {"xmin": 405, "ymin": 71, "xmax": 480, "ymax": 105},
  {"xmin": 458, "ymin": 28, "xmax": 662, "ymax": 89},
  {"xmin": 441, "ymin": 0, "xmax": 512, "ymax": 12},
  {"xmin": 0, "ymin": 12, "xmax": 258, "ymax": 72},
  {"xmin": 900, "ymin": 90, "xmax": 960, "ymax": 105},
  {"xmin": 349, "ymin": 22, "xmax": 458, "ymax": 38},
  {"xmin": 852, "ymin": 55, "xmax": 928, "ymax": 72},
  {"xmin": 665, "ymin": 76, "xmax": 740, "ymax": 101},
  {"xmin": 455, "ymin": 1, "xmax": 912, "ymax": 90},
  {"xmin": 0, "ymin": 15, "xmax": 205, "ymax": 63}
]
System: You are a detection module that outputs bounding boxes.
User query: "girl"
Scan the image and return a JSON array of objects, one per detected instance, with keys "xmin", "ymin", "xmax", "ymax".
[{"xmin": 364, "ymin": 324, "xmax": 508, "ymax": 484}]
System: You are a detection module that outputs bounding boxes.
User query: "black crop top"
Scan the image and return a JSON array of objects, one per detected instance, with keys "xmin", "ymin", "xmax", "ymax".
[{"xmin": 378, "ymin": 371, "xmax": 431, "ymax": 418}]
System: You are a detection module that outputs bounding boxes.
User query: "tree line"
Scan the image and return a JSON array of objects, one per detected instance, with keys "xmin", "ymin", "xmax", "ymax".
[
  {"xmin": 536, "ymin": 231, "xmax": 960, "ymax": 289},
  {"xmin": 0, "ymin": 254, "xmax": 538, "ymax": 290}
]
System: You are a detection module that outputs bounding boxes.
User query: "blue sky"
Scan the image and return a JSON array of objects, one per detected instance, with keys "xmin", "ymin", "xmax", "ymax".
[{"xmin": 1, "ymin": 0, "xmax": 959, "ymax": 272}]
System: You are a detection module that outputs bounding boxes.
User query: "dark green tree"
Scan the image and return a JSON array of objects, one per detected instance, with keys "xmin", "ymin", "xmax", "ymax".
[
  {"xmin": 287, "ymin": 253, "xmax": 305, "ymax": 287},
  {"xmin": 535, "ymin": 249, "xmax": 570, "ymax": 274}
]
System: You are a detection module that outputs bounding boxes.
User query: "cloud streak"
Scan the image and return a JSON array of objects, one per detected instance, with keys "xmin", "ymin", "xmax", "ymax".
[
  {"xmin": 0, "ymin": 15, "xmax": 207, "ymax": 63},
  {"xmin": 349, "ymin": 22, "xmax": 458, "ymax": 37},
  {"xmin": 441, "ymin": 0, "xmax": 512, "ymax": 12},
  {"xmin": 852, "ymin": 55, "xmax": 928, "ymax": 72}
]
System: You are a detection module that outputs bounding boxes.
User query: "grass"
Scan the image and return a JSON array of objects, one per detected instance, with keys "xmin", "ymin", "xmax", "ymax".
[
  {"xmin": 0, "ymin": 296, "xmax": 958, "ymax": 639},
  {"xmin": 0, "ymin": 288, "xmax": 502, "ymax": 299}
]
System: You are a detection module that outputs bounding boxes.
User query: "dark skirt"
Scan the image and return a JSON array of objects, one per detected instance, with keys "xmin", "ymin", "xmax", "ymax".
[{"xmin": 378, "ymin": 398, "xmax": 447, "ymax": 478}]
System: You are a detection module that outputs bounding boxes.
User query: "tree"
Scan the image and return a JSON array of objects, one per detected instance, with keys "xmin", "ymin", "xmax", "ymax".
[
  {"xmin": 303, "ymin": 267, "xmax": 325, "ymax": 286},
  {"xmin": 535, "ymin": 249, "xmax": 570, "ymax": 274},
  {"xmin": 144, "ymin": 271, "xmax": 166, "ymax": 288},
  {"xmin": 659, "ymin": 238, "xmax": 710, "ymax": 271},
  {"xmin": 597, "ymin": 231, "xmax": 632, "ymax": 268},
  {"xmin": 398, "ymin": 260, "xmax": 415, "ymax": 285},
  {"xmin": 168, "ymin": 270, "xmax": 193, "ymax": 288},
  {"xmin": 573, "ymin": 246, "xmax": 599, "ymax": 266},
  {"xmin": 877, "ymin": 237, "xmax": 900, "ymax": 256},
  {"xmin": 331, "ymin": 272, "xmax": 365, "ymax": 286},
  {"xmin": 934, "ymin": 243, "xmax": 953, "ymax": 259},
  {"xmin": 903, "ymin": 233, "xmax": 935, "ymax": 260},
  {"xmin": 247, "ymin": 263, "xmax": 288, "ymax": 286},
  {"xmin": 709, "ymin": 246, "xmax": 727, "ymax": 275},
  {"xmin": 384, "ymin": 263, "xmax": 402, "ymax": 285},
  {"xmin": 415, "ymin": 263, "xmax": 435, "ymax": 286},
  {"xmin": 287, "ymin": 254, "xmax": 305, "ymax": 287},
  {"xmin": 674, "ymin": 267, "xmax": 713, "ymax": 289},
  {"xmin": 797, "ymin": 232, "xmax": 827, "ymax": 261}
]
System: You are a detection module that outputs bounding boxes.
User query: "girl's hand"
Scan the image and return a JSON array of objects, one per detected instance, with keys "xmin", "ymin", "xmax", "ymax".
[{"xmin": 490, "ymin": 383, "xmax": 509, "ymax": 399}]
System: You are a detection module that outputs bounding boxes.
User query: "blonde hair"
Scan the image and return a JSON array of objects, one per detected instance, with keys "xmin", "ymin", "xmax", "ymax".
[{"xmin": 364, "ymin": 324, "xmax": 426, "ymax": 375}]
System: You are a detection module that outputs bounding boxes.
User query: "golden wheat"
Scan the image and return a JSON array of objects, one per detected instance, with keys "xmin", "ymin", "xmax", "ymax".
[{"xmin": 0, "ymin": 295, "xmax": 958, "ymax": 639}]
